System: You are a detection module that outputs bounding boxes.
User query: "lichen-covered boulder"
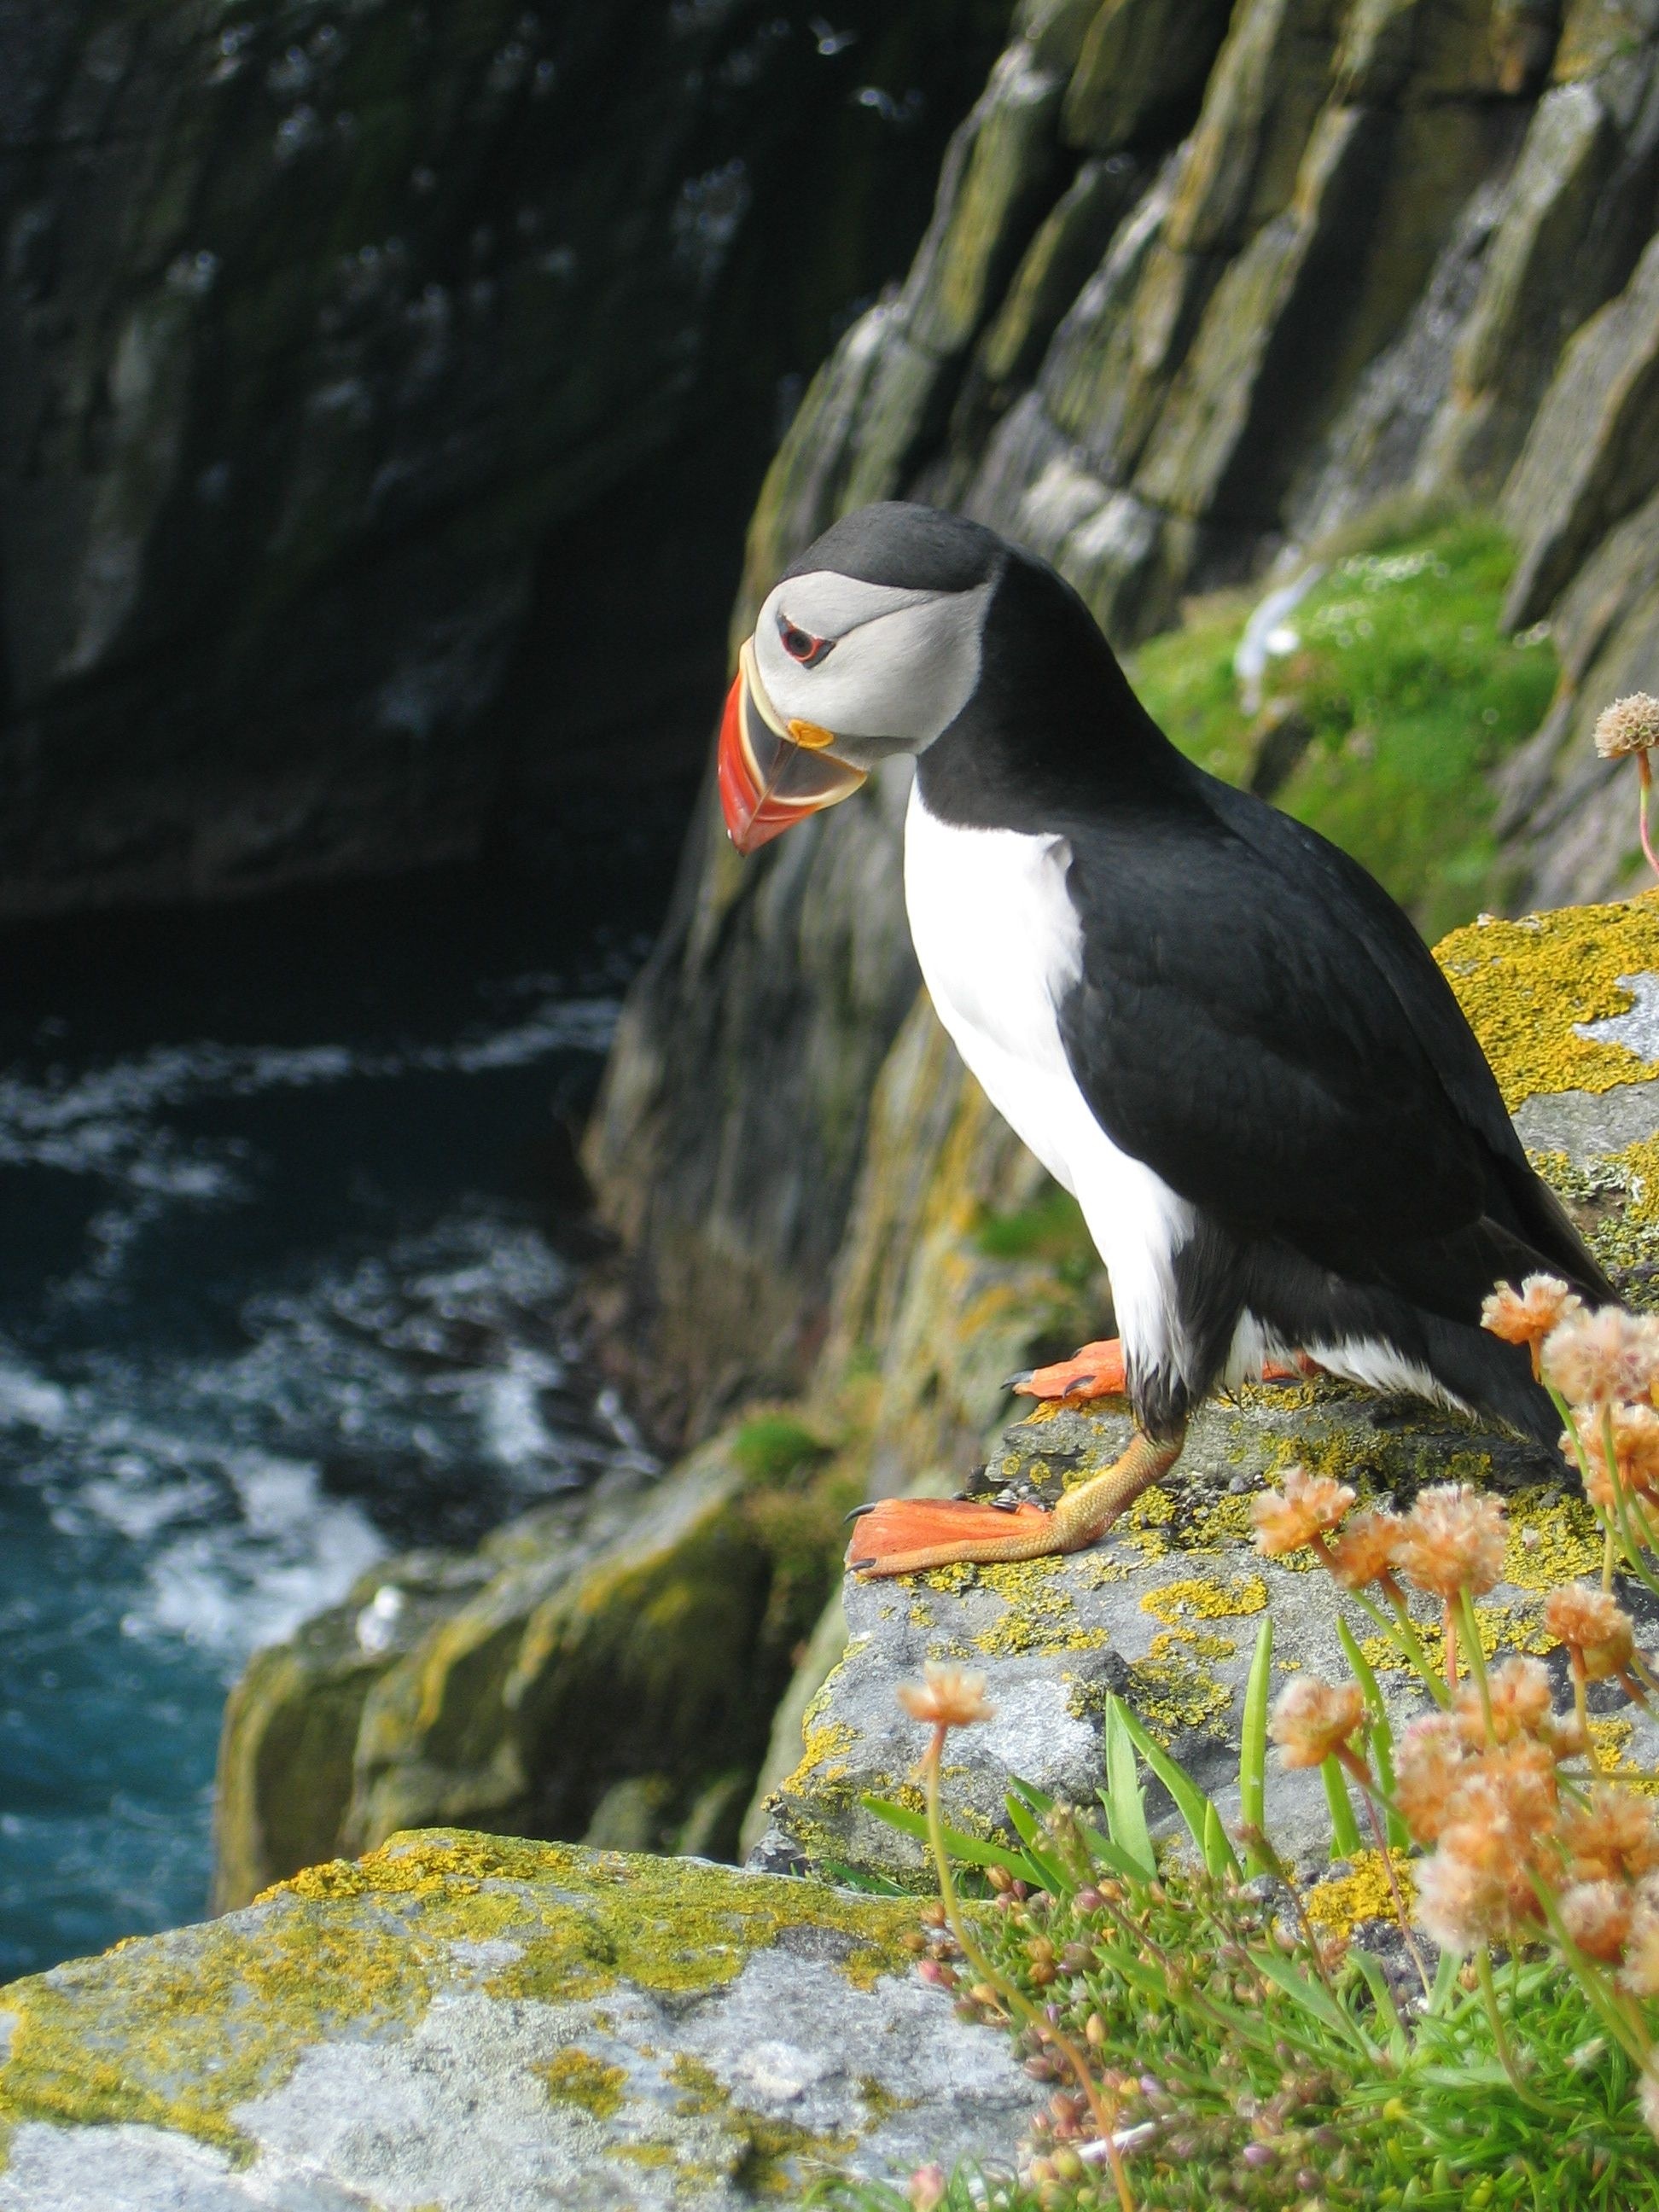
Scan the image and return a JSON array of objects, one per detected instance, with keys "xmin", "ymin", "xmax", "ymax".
[
  {"xmin": 0, "ymin": 1832, "xmax": 1028, "ymax": 2209},
  {"xmin": 750, "ymin": 892, "xmax": 1659, "ymax": 1882}
]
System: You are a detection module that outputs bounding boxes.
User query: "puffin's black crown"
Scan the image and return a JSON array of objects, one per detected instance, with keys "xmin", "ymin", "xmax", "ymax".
[{"xmin": 782, "ymin": 501, "xmax": 1005, "ymax": 597}]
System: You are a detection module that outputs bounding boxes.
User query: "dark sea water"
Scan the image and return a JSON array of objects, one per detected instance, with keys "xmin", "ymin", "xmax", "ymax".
[{"xmin": 0, "ymin": 847, "xmax": 671, "ymax": 1980}]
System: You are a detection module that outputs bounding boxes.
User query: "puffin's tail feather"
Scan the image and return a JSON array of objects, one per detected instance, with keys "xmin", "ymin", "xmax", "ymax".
[
  {"xmin": 1411, "ymin": 1312, "xmax": 1561, "ymax": 1451},
  {"xmin": 1223, "ymin": 1217, "xmax": 1592, "ymax": 1455}
]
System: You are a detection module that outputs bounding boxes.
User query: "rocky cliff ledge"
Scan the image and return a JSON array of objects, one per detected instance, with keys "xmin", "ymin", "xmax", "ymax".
[
  {"xmin": 218, "ymin": 891, "xmax": 1659, "ymax": 1910},
  {"xmin": 0, "ymin": 1832, "xmax": 1031, "ymax": 2206}
]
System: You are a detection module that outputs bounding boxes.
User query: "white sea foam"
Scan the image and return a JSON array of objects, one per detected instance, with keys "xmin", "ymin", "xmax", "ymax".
[
  {"xmin": 137, "ymin": 1452, "xmax": 385, "ymax": 1661},
  {"xmin": 0, "ymin": 1361, "xmax": 68, "ymax": 1431},
  {"xmin": 0, "ymin": 994, "xmax": 619, "ymax": 1190}
]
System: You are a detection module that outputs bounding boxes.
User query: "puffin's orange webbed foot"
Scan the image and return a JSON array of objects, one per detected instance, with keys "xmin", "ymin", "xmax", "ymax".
[
  {"xmin": 845, "ymin": 1497, "xmax": 1054, "ymax": 1579},
  {"xmin": 1010, "ymin": 1337, "xmax": 1127, "ymax": 1403},
  {"xmin": 847, "ymin": 1425, "xmax": 1188, "ymax": 1579},
  {"xmin": 1009, "ymin": 1337, "xmax": 1317, "ymax": 1404}
]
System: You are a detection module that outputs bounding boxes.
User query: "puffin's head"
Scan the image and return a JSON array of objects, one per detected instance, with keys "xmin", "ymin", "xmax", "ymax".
[{"xmin": 719, "ymin": 501, "xmax": 1002, "ymax": 854}]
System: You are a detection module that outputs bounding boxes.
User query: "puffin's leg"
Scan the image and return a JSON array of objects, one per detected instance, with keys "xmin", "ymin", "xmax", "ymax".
[
  {"xmin": 847, "ymin": 1423, "xmax": 1185, "ymax": 1579},
  {"xmin": 1010, "ymin": 1337, "xmax": 1314, "ymax": 1404}
]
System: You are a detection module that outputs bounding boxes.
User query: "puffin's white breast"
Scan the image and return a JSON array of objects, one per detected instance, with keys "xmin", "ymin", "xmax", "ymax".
[{"xmin": 902, "ymin": 781, "xmax": 1197, "ymax": 1382}]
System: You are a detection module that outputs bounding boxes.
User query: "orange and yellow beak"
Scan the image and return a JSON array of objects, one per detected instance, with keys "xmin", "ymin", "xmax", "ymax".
[{"xmin": 718, "ymin": 637, "xmax": 866, "ymax": 855}]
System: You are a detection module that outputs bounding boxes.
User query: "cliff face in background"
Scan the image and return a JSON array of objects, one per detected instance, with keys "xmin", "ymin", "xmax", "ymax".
[
  {"xmin": 0, "ymin": 0, "xmax": 1004, "ymax": 914},
  {"xmin": 588, "ymin": 0, "xmax": 1659, "ymax": 1442},
  {"xmin": 207, "ymin": 0, "xmax": 1659, "ymax": 1910}
]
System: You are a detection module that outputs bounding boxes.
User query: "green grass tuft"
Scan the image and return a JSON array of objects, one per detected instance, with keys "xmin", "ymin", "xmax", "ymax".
[
  {"xmin": 729, "ymin": 1412, "xmax": 834, "ymax": 1485},
  {"xmin": 1132, "ymin": 515, "xmax": 1558, "ymax": 940},
  {"xmin": 974, "ymin": 1187, "xmax": 1099, "ymax": 1282}
]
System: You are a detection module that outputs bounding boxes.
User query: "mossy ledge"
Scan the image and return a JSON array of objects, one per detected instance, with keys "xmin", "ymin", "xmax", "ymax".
[
  {"xmin": 0, "ymin": 1832, "xmax": 915, "ymax": 2158},
  {"xmin": 0, "ymin": 1830, "xmax": 1039, "ymax": 2205}
]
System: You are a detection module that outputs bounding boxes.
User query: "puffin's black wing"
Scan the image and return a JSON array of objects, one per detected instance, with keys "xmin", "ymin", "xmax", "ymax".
[{"xmin": 1055, "ymin": 773, "xmax": 1610, "ymax": 1316}]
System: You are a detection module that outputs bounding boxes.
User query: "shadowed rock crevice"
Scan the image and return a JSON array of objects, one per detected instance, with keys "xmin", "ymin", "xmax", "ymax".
[{"xmin": 0, "ymin": 0, "xmax": 1009, "ymax": 916}]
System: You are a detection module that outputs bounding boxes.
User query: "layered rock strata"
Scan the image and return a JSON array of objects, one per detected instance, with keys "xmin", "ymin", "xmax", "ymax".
[{"xmin": 589, "ymin": 0, "xmax": 1659, "ymax": 1430}]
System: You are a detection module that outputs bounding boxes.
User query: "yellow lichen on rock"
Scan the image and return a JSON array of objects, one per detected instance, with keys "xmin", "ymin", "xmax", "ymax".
[
  {"xmin": 1141, "ymin": 1573, "xmax": 1268, "ymax": 1624},
  {"xmin": 1305, "ymin": 1851, "xmax": 1416, "ymax": 1936},
  {"xmin": 538, "ymin": 2048, "xmax": 628, "ymax": 2120},
  {"xmin": 667, "ymin": 2052, "xmax": 857, "ymax": 2194},
  {"xmin": 1502, "ymin": 1485, "xmax": 1604, "ymax": 1591},
  {"xmin": 1124, "ymin": 1641, "xmax": 1233, "ymax": 1743},
  {"xmin": 1434, "ymin": 893, "xmax": 1659, "ymax": 1109}
]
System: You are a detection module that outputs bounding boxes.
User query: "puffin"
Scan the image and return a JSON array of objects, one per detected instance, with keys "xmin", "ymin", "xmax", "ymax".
[{"xmin": 716, "ymin": 501, "xmax": 1613, "ymax": 1578}]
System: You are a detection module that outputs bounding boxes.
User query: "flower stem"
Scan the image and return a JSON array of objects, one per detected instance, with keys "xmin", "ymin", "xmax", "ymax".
[
  {"xmin": 1345, "ymin": 1584, "xmax": 1447, "ymax": 1707},
  {"xmin": 1337, "ymin": 1746, "xmax": 1430, "ymax": 1996},
  {"xmin": 1475, "ymin": 1946, "xmax": 1551, "ymax": 2114},
  {"xmin": 1570, "ymin": 1653, "xmax": 1598, "ymax": 1771},
  {"xmin": 920, "ymin": 1726, "xmax": 1136, "ymax": 2212},
  {"xmin": 1641, "ymin": 751, "xmax": 1659, "ymax": 884},
  {"xmin": 1456, "ymin": 1589, "xmax": 1495, "ymax": 1743}
]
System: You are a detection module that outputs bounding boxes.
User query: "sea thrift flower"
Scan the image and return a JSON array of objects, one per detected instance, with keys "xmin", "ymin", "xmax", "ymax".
[
  {"xmin": 1562, "ymin": 1400, "xmax": 1659, "ymax": 1508},
  {"xmin": 1561, "ymin": 1786, "xmax": 1659, "ymax": 1885},
  {"xmin": 1439, "ymin": 1741, "xmax": 1559, "ymax": 1876},
  {"xmin": 907, "ymin": 2164, "xmax": 948, "ymax": 2212},
  {"xmin": 1414, "ymin": 1847, "xmax": 1514, "ymax": 1953},
  {"xmin": 1621, "ymin": 1898, "xmax": 1659, "ymax": 1996},
  {"xmin": 1545, "ymin": 1584, "xmax": 1637, "ymax": 1681},
  {"xmin": 1559, "ymin": 1878, "xmax": 1634, "ymax": 1963},
  {"xmin": 1391, "ymin": 1485, "xmax": 1506, "ymax": 1598},
  {"xmin": 1481, "ymin": 1275, "xmax": 1583, "ymax": 1359},
  {"xmin": 898, "ymin": 1662, "xmax": 995, "ymax": 1730},
  {"xmin": 1453, "ymin": 1655, "xmax": 1552, "ymax": 1748},
  {"xmin": 1250, "ymin": 1465, "xmax": 1354, "ymax": 1557},
  {"xmin": 1593, "ymin": 694, "xmax": 1659, "ymax": 882},
  {"xmin": 1324, "ymin": 1508, "xmax": 1405, "ymax": 1591},
  {"xmin": 1542, "ymin": 1307, "xmax": 1659, "ymax": 1407},
  {"xmin": 1593, "ymin": 692, "xmax": 1659, "ymax": 758},
  {"xmin": 1267, "ymin": 1677, "xmax": 1365, "ymax": 1769},
  {"xmin": 1394, "ymin": 1714, "xmax": 1467, "ymax": 1843}
]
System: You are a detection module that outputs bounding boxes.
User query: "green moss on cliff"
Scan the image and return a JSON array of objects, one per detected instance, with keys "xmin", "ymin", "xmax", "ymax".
[{"xmin": 1132, "ymin": 515, "xmax": 1558, "ymax": 937}]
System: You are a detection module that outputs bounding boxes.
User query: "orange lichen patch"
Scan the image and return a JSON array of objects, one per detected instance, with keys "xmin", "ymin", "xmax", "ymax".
[{"xmin": 1433, "ymin": 893, "xmax": 1659, "ymax": 1110}]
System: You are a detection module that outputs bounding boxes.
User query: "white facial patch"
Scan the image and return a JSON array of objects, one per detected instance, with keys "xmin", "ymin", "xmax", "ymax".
[{"xmin": 754, "ymin": 570, "xmax": 989, "ymax": 747}]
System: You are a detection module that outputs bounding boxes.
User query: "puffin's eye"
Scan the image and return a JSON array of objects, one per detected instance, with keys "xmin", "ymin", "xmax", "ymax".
[{"xmin": 777, "ymin": 613, "xmax": 834, "ymax": 668}]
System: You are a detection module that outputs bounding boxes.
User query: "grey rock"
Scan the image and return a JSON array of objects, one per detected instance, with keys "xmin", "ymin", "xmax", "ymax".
[
  {"xmin": 0, "ymin": 1835, "xmax": 1033, "ymax": 2209},
  {"xmin": 760, "ymin": 1383, "xmax": 1638, "ymax": 1883}
]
